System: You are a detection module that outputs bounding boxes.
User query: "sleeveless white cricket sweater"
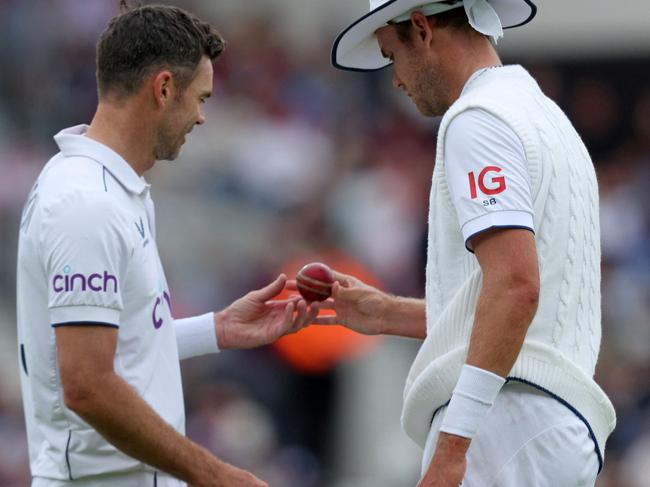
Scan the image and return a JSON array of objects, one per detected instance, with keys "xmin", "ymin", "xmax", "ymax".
[{"xmin": 401, "ymin": 66, "xmax": 616, "ymax": 466}]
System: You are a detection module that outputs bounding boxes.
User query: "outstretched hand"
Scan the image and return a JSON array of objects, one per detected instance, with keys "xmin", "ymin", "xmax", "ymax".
[
  {"xmin": 288, "ymin": 270, "xmax": 391, "ymax": 336},
  {"xmin": 216, "ymin": 275, "xmax": 318, "ymax": 350}
]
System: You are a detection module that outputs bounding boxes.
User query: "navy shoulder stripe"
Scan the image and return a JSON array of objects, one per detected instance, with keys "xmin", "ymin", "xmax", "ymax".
[
  {"xmin": 52, "ymin": 321, "xmax": 119, "ymax": 329},
  {"xmin": 465, "ymin": 225, "xmax": 535, "ymax": 253}
]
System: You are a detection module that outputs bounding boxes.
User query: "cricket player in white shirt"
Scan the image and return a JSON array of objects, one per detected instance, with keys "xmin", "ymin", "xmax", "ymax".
[
  {"xmin": 16, "ymin": 3, "xmax": 315, "ymax": 487},
  {"xmin": 307, "ymin": 0, "xmax": 617, "ymax": 486}
]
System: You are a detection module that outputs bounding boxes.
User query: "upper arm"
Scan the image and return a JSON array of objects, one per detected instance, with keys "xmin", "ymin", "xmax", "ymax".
[
  {"xmin": 56, "ymin": 325, "xmax": 118, "ymax": 406},
  {"xmin": 41, "ymin": 193, "xmax": 129, "ymax": 404},
  {"xmin": 472, "ymin": 228, "xmax": 539, "ymax": 293},
  {"xmin": 444, "ymin": 108, "xmax": 535, "ymax": 252}
]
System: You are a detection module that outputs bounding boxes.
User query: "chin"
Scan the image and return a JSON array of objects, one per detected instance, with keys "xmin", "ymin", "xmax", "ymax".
[
  {"xmin": 155, "ymin": 144, "xmax": 184, "ymax": 162},
  {"xmin": 166, "ymin": 150, "xmax": 182, "ymax": 162},
  {"xmin": 415, "ymin": 100, "xmax": 444, "ymax": 118},
  {"xmin": 414, "ymin": 101, "xmax": 434, "ymax": 117}
]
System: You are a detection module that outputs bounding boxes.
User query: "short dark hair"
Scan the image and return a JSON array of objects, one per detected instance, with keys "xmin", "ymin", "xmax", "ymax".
[
  {"xmin": 392, "ymin": 5, "xmax": 475, "ymax": 44},
  {"xmin": 96, "ymin": 2, "xmax": 226, "ymax": 99}
]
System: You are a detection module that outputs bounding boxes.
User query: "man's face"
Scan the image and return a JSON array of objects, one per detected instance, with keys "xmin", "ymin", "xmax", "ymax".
[
  {"xmin": 375, "ymin": 24, "xmax": 450, "ymax": 117},
  {"xmin": 154, "ymin": 56, "xmax": 213, "ymax": 161}
]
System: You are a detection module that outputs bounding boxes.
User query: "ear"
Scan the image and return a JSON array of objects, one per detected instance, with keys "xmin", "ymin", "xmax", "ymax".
[
  {"xmin": 410, "ymin": 11, "xmax": 435, "ymax": 45},
  {"xmin": 152, "ymin": 70, "xmax": 175, "ymax": 108}
]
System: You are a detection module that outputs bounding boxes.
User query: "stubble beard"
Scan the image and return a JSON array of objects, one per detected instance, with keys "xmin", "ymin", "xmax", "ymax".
[
  {"xmin": 153, "ymin": 122, "xmax": 185, "ymax": 162},
  {"xmin": 412, "ymin": 62, "xmax": 450, "ymax": 118}
]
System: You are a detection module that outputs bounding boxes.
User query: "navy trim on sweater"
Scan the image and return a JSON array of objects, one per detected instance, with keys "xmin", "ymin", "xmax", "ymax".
[
  {"xmin": 427, "ymin": 377, "xmax": 603, "ymax": 474},
  {"xmin": 506, "ymin": 377, "xmax": 603, "ymax": 473}
]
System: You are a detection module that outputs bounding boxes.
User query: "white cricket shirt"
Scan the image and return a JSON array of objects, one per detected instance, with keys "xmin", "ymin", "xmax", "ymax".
[
  {"xmin": 17, "ymin": 125, "xmax": 186, "ymax": 480},
  {"xmin": 444, "ymin": 70, "xmax": 535, "ymax": 250}
]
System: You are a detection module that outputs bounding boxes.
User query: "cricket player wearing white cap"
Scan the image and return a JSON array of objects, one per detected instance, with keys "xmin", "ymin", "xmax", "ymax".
[
  {"xmin": 16, "ymin": 3, "xmax": 316, "ymax": 486},
  {"xmin": 311, "ymin": 1, "xmax": 617, "ymax": 485}
]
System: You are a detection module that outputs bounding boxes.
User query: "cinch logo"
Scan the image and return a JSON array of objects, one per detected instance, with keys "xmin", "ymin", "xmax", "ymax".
[
  {"xmin": 152, "ymin": 291, "xmax": 171, "ymax": 329},
  {"xmin": 468, "ymin": 166, "xmax": 507, "ymax": 199},
  {"xmin": 53, "ymin": 271, "xmax": 118, "ymax": 293}
]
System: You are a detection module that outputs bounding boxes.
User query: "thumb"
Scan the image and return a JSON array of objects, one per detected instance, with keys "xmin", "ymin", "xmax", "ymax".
[
  {"xmin": 331, "ymin": 270, "xmax": 352, "ymax": 288},
  {"xmin": 250, "ymin": 274, "xmax": 287, "ymax": 302},
  {"xmin": 331, "ymin": 281, "xmax": 346, "ymax": 300}
]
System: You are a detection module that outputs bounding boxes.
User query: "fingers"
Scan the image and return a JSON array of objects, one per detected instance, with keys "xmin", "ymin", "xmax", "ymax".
[
  {"xmin": 265, "ymin": 296, "xmax": 301, "ymax": 307},
  {"xmin": 332, "ymin": 281, "xmax": 342, "ymax": 297},
  {"xmin": 325, "ymin": 281, "xmax": 346, "ymax": 302},
  {"xmin": 282, "ymin": 300, "xmax": 296, "ymax": 327},
  {"xmin": 305, "ymin": 302, "xmax": 320, "ymax": 322},
  {"xmin": 277, "ymin": 300, "xmax": 322, "ymax": 335},
  {"xmin": 311, "ymin": 315, "xmax": 340, "ymax": 326},
  {"xmin": 272, "ymin": 300, "xmax": 297, "ymax": 338},
  {"xmin": 288, "ymin": 300, "xmax": 318, "ymax": 332},
  {"xmin": 250, "ymin": 274, "xmax": 287, "ymax": 302},
  {"xmin": 299, "ymin": 302, "xmax": 320, "ymax": 329},
  {"xmin": 314, "ymin": 298, "xmax": 335, "ymax": 310},
  {"xmin": 292, "ymin": 300, "xmax": 308, "ymax": 330},
  {"xmin": 287, "ymin": 271, "xmax": 354, "ymax": 290}
]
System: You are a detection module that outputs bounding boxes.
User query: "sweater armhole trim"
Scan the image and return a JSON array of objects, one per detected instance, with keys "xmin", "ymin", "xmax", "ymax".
[
  {"xmin": 427, "ymin": 377, "xmax": 603, "ymax": 474},
  {"xmin": 505, "ymin": 377, "xmax": 603, "ymax": 474}
]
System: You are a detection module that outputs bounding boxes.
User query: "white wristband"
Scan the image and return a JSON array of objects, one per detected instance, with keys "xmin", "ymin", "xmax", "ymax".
[
  {"xmin": 174, "ymin": 312, "xmax": 219, "ymax": 360},
  {"xmin": 439, "ymin": 364, "xmax": 506, "ymax": 439}
]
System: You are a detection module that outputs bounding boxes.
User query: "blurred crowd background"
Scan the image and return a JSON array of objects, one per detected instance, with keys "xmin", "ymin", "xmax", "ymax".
[{"xmin": 0, "ymin": 1, "xmax": 648, "ymax": 486}]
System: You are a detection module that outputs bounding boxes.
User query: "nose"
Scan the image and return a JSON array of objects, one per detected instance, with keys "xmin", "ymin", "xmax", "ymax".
[{"xmin": 196, "ymin": 111, "xmax": 206, "ymax": 126}]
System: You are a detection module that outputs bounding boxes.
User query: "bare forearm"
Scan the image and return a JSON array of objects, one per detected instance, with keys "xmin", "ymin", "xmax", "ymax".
[
  {"xmin": 426, "ymin": 282, "xmax": 537, "ymax": 479},
  {"xmin": 68, "ymin": 373, "xmax": 218, "ymax": 485},
  {"xmin": 427, "ymin": 281, "xmax": 537, "ymax": 480},
  {"xmin": 466, "ymin": 279, "xmax": 538, "ymax": 377},
  {"xmin": 381, "ymin": 295, "xmax": 427, "ymax": 339},
  {"xmin": 424, "ymin": 231, "xmax": 539, "ymax": 482}
]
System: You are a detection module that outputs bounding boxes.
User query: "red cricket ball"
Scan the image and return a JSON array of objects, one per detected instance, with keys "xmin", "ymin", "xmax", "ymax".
[{"xmin": 296, "ymin": 262, "xmax": 335, "ymax": 302}]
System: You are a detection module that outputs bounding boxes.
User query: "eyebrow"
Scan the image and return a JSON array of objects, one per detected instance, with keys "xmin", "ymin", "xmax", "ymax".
[
  {"xmin": 200, "ymin": 91, "xmax": 212, "ymax": 99},
  {"xmin": 380, "ymin": 49, "xmax": 390, "ymax": 59}
]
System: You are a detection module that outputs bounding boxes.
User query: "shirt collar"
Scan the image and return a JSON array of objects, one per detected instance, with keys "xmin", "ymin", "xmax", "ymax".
[
  {"xmin": 54, "ymin": 124, "xmax": 149, "ymax": 195},
  {"xmin": 460, "ymin": 67, "xmax": 491, "ymax": 97}
]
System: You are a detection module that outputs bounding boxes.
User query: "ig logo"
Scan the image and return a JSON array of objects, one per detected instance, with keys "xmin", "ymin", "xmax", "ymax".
[{"xmin": 468, "ymin": 166, "xmax": 507, "ymax": 202}]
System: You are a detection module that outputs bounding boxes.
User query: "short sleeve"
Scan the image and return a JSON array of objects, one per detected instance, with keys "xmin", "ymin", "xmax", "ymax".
[
  {"xmin": 41, "ymin": 192, "xmax": 131, "ymax": 327},
  {"xmin": 444, "ymin": 108, "xmax": 535, "ymax": 251}
]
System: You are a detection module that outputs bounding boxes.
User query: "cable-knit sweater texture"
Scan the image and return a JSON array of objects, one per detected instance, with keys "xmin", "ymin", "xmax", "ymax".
[{"xmin": 401, "ymin": 66, "xmax": 616, "ymax": 460}]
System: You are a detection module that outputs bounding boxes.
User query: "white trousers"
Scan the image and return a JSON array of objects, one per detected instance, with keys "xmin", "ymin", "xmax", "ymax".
[
  {"xmin": 32, "ymin": 471, "xmax": 185, "ymax": 487},
  {"xmin": 421, "ymin": 382, "xmax": 599, "ymax": 487}
]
